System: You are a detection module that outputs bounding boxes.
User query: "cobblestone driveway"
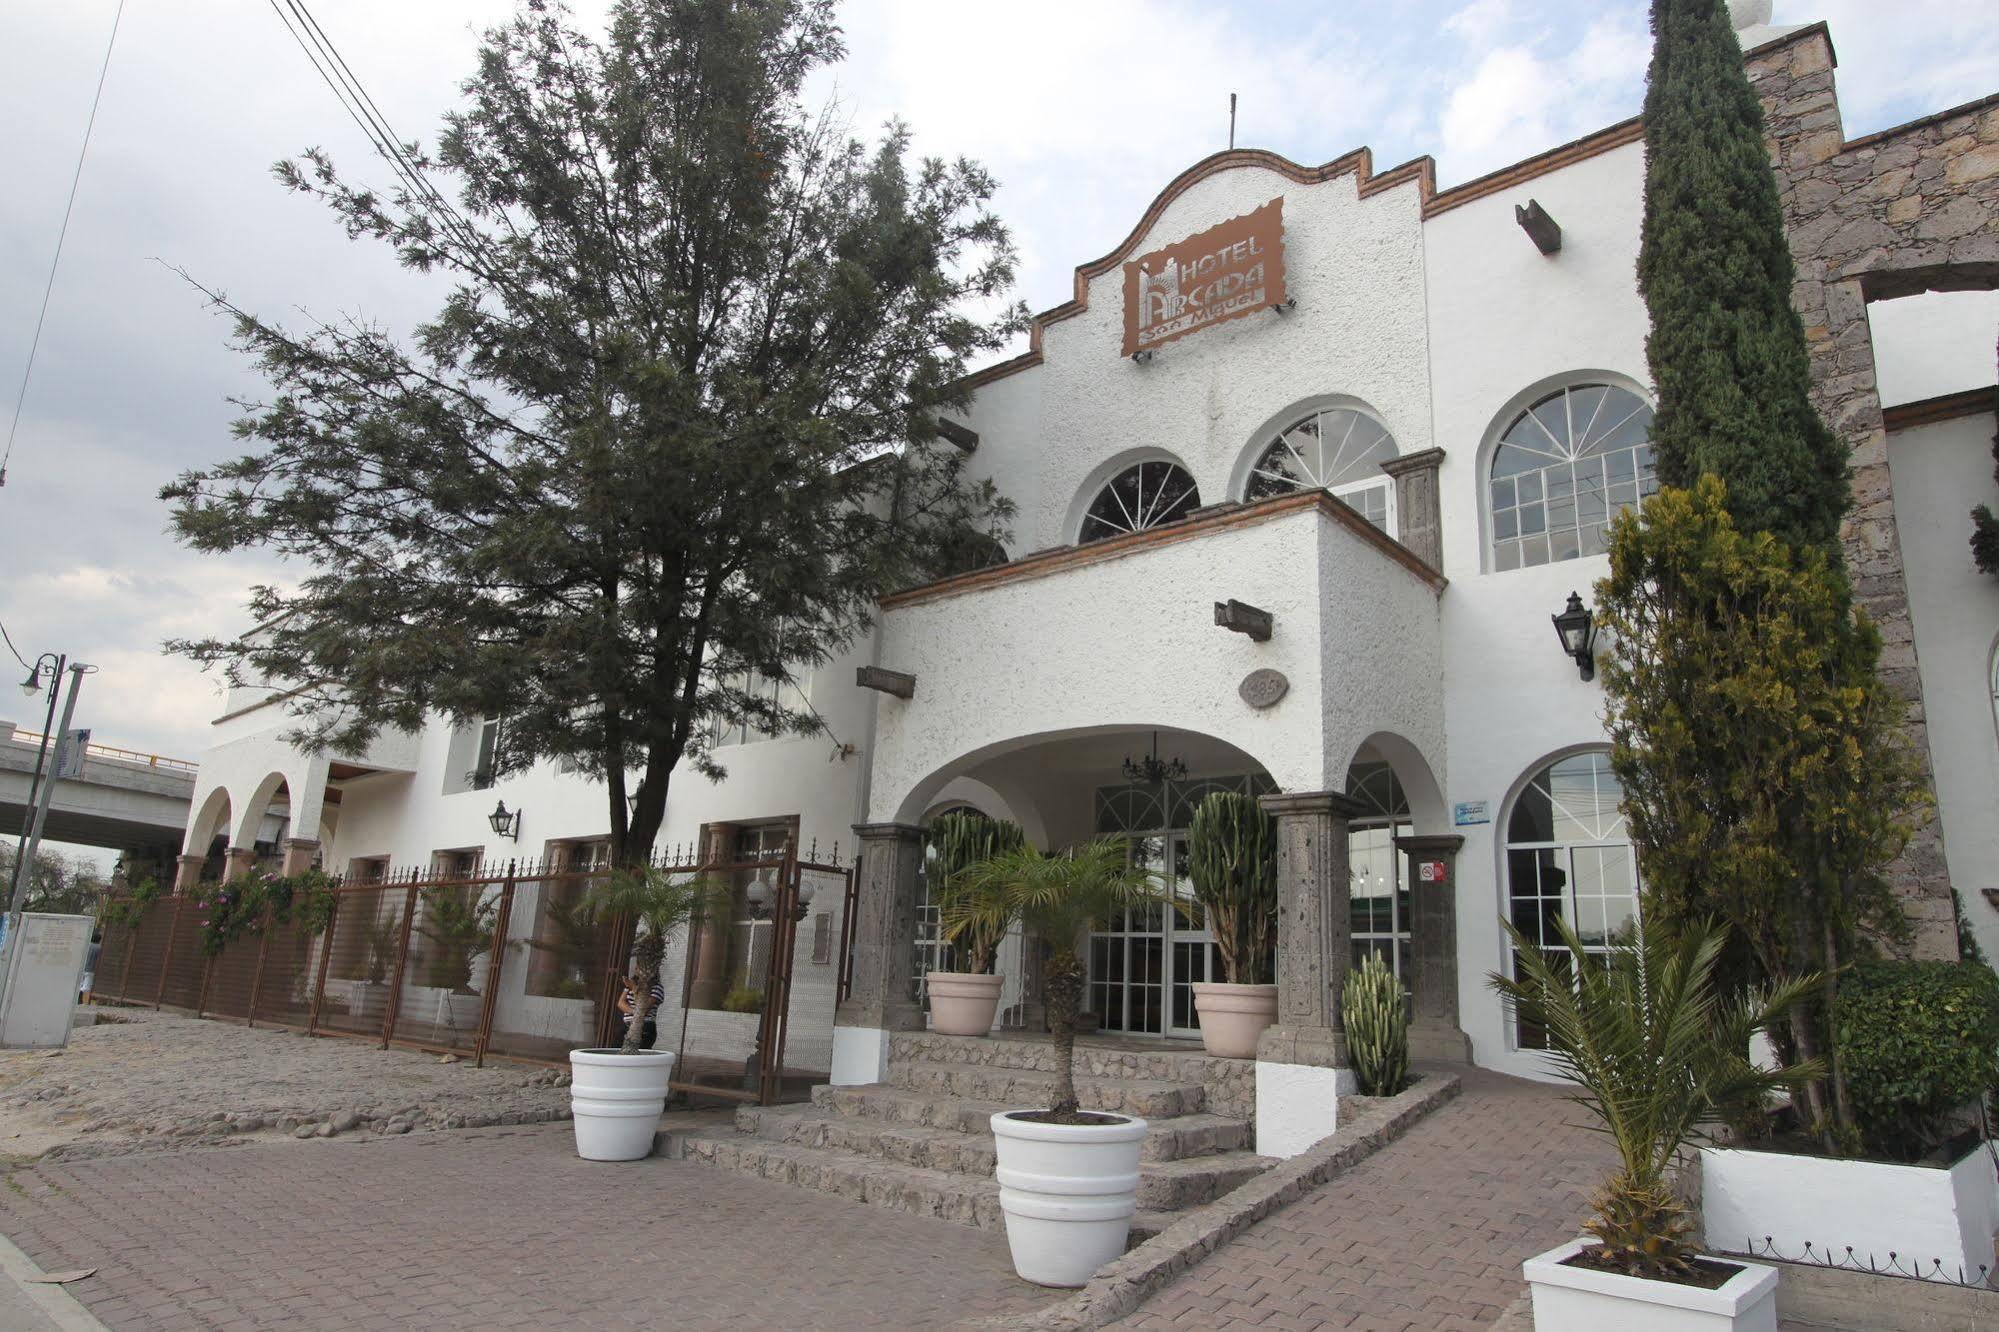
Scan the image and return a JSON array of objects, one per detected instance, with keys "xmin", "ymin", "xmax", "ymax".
[
  {"xmin": 0, "ymin": 1121, "xmax": 1055, "ymax": 1330},
  {"xmin": 1116, "ymin": 1068, "xmax": 1616, "ymax": 1331}
]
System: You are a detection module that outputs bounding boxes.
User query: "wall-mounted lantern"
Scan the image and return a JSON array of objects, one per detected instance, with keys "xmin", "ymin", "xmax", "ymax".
[
  {"xmin": 1551, "ymin": 591, "xmax": 1598, "ymax": 682},
  {"xmin": 488, "ymin": 799, "xmax": 522, "ymax": 842}
]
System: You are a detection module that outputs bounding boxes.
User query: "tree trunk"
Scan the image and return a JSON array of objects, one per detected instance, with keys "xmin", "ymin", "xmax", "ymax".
[
  {"xmin": 1821, "ymin": 908, "xmax": 1853, "ymax": 1134},
  {"xmin": 1045, "ymin": 952, "xmax": 1083, "ymax": 1117}
]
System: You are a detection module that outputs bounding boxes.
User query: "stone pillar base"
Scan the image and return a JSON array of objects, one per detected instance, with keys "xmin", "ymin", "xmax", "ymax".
[
  {"xmin": 223, "ymin": 847, "xmax": 257, "ymax": 882},
  {"xmin": 830, "ymin": 1025, "xmax": 891, "ymax": 1086},
  {"xmin": 1254, "ymin": 1060, "xmax": 1356, "ymax": 1158},
  {"xmin": 1410, "ymin": 1021, "xmax": 1473, "ymax": 1063},
  {"xmin": 173, "ymin": 855, "xmax": 204, "ymax": 895},
  {"xmin": 278, "ymin": 838, "xmax": 320, "ymax": 876},
  {"xmin": 1256, "ymin": 1022, "xmax": 1348, "ymax": 1068}
]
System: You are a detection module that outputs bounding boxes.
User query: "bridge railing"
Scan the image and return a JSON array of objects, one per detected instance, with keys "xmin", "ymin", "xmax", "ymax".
[{"xmin": 8, "ymin": 729, "xmax": 199, "ymax": 774}]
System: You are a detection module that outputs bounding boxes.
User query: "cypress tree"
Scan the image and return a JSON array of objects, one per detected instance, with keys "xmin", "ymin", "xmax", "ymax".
[{"xmin": 1638, "ymin": 0, "xmax": 1849, "ymax": 553}]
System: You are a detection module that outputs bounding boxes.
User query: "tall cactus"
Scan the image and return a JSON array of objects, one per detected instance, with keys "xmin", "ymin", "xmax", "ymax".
[
  {"xmin": 1186, "ymin": 791, "xmax": 1277, "ymax": 986},
  {"xmin": 929, "ymin": 811, "xmax": 1027, "ymax": 974},
  {"xmin": 1342, "ymin": 953, "xmax": 1408, "ymax": 1096}
]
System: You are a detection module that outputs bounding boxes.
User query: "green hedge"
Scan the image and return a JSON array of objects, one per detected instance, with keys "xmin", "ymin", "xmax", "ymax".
[{"xmin": 1832, "ymin": 960, "xmax": 1999, "ymax": 1160}]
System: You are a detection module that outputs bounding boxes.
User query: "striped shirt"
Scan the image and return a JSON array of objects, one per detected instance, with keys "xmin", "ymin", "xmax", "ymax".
[{"xmin": 620, "ymin": 980, "xmax": 666, "ymax": 1026}]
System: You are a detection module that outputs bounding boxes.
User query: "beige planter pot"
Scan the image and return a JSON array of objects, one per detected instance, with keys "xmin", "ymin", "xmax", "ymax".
[
  {"xmin": 1191, "ymin": 982, "xmax": 1278, "ymax": 1059},
  {"xmin": 926, "ymin": 971, "xmax": 1003, "ymax": 1036}
]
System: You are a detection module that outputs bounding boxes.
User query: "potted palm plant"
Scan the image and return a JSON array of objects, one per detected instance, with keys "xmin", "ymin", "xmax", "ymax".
[
  {"xmin": 347, "ymin": 914, "xmax": 401, "ymax": 1022},
  {"xmin": 413, "ymin": 885, "xmax": 499, "ymax": 1033},
  {"xmin": 958, "ymin": 838, "xmax": 1165, "ymax": 1287},
  {"xmin": 1491, "ymin": 917, "xmax": 1818, "ymax": 1332},
  {"xmin": 1184, "ymin": 790, "xmax": 1277, "ymax": 1058},
  {"xmin": 567, "ymin": 868, "xmax": 723, "ymax": 1162},
  {"xmin": 929, "ymin": 811, "xmax": 1026, "ymax": 1036}
]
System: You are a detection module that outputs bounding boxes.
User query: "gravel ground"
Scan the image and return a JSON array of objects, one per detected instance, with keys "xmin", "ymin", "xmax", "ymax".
[{"xmin": 0, "ymin": 1009, "xmax": 573, "ymax": 1163}]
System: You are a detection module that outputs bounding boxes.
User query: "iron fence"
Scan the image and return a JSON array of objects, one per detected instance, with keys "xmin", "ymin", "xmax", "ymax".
[{"xmin": 93, "ymin": 846, "xmax": 853, "ymax": 1095}]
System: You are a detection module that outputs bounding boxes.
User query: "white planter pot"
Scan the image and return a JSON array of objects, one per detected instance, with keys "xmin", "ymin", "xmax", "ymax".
[
  {"xmin": 568, "ymin": 1048, "xmax": 675, "ymax": 1161},
  {"xmin": 990, "ymin": 1109, "xmax": 1147, "ymax": 1287},
  {"xmin": 1190, "ymin": 981, "xmax": 1277, "ymax": 1059},
  {"xmin": 1702, "ymin": 1141, "xmax": 1999, "ymax": 1283},
  {"xmin": 926, "ymin": 971, "xmax": 1003, "ymax": 1036},
  {"xmin": 347, "ymin": 981, "xmax": 387, "ymax": 1022},
  {"xmin": 1524, "ymin": 1238, "xmax": 1780, "ymax": 1331}
]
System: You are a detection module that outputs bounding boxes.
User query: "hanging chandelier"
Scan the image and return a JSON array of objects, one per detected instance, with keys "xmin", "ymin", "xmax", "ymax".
[{"xmin": 1123, "ymin": 730, "xmax": 1188, "ymax": 785}]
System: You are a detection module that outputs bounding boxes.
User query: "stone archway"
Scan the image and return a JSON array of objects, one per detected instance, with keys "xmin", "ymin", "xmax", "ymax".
[{"xmin": 1750, "ymin": 29, "xmax": 1999, "ymax": 954}]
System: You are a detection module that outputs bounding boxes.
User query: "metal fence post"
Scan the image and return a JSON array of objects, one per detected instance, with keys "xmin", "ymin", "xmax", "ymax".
[
  {"xmin": 473, "ymin": 865, "xmax": 517, "ymax": 1067},
  {"xmin": 381, "ymin": 885, "xmax": 419, "ymax": 1048},
  {"xmin": 246, "ymin": 909, "xmax": 273, "ymax": 1028},
  {"xmin": 307, "ymin": 892, "xmax": 339, "ymax": 1035}
]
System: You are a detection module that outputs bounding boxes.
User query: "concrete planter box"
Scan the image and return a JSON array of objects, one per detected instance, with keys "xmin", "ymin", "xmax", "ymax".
[
  {"xmin": 1702, "ymin": 1142, "xmax": 1999, "ymax": 1283},
  {"xmin": 1523, "ymin": 1238, "xmax": 1779, "ymax": 1331}
]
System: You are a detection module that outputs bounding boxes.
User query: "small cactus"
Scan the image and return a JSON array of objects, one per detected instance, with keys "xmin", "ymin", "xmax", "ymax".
[{"xmin": 1342, "ymin": 953, "xmax": 1408, "ymax": 1096}]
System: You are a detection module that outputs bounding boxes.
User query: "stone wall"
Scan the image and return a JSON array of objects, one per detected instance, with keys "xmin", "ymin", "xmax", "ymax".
[{"xmin": 1749, "ymin": 26, "xmax": 1999, "ymax": 955}]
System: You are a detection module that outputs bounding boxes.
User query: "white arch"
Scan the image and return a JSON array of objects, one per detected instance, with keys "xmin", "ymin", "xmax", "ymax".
[
  {"xmin": 887, "ymin": 723, "xmax": 1280, "ymax": 833},
  {"xmin": 184, "ymin": 785, "xmax": 234, "ymax": 857},
  {"xmin": 1228, "ymin": 392, "xmax": 1402, "ymax": 502},
  {"xmin": 234, "ymin": 771, "xmax": 293, "ymax": 849},
  {"xmin": 1062, "ymin": 447, "xmax": 1203, "ymax": 546},
  {"xmin": 1472, "ymin": 368, "xmax": 1656, "ymax": 573},
  {"xmin": 1343, "ymin": 730, "xmax": 1447, "ymax": 835}
]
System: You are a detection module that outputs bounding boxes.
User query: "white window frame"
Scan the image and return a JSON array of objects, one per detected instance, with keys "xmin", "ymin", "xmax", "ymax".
[{"xmin": 1331, "ymin": 474, "xmax": 1398, "ymax": 539}]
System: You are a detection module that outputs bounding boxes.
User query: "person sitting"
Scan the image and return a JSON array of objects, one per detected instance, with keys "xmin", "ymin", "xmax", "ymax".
[{"xmin": 616, "ymin": 974, "xmax": 665, "ymax": 1050}]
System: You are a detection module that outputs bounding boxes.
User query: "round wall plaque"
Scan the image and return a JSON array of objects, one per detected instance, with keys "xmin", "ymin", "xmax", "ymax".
[{"xmin": 1239, "ymin": 668, "xmax": 1289, "ymax": 709}]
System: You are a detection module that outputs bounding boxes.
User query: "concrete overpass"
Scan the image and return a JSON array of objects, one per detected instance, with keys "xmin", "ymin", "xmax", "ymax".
[{"xmin": 0, "ymin": 721, "xmax": 198, "ymax": 872}]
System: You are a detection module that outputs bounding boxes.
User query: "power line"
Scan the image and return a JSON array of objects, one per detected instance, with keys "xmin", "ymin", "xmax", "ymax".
[
  {"xmin": 0, "ymin": 0, "xmax": 127, "ymax": 492},
  {"xmin": 0, "ymin": 617, "xmax": 29, "ymax": 672}
]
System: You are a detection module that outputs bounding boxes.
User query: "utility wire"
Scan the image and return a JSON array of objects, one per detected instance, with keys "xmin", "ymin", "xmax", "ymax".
[
  {"xmin": 0, "ymin": 617, "xmax": 29, "ymax": 672},
  {"xmin": 0, "ymin": 0, "xmax": 127, "ymax": 491}
]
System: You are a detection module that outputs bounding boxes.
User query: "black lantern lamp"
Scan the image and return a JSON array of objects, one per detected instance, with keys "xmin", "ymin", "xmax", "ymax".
[
  {"xmin": 488, "ymin": 800, "xmax": 522, "ymax": 841},
  {"xmin": 1551, "ymin": 591, "xmax": 1598, "ymax": 682}
]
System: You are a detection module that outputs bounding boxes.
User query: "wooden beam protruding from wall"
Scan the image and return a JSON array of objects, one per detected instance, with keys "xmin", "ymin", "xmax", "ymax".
[
  {"xmin": 855, "ymin": 666, "xmax": 916, "ymax": 699},
  {"xmin": 1515, "ymin": 198, "xmax": 1562, "ymax": 255}
]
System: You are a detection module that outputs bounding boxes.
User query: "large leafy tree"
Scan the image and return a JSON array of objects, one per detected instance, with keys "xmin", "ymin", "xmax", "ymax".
[
  {"xmin": 1637, "ymin": 0, "xmax": 1849, "ymax": 554},
  {"xmin": 163, "ymin": 0, "xmax": 1019, "ymax": 868}
]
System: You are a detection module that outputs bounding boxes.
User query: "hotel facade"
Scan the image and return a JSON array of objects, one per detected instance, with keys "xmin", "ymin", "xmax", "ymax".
[{"xmin": 171, "ymin": 12, "xmax": 1999, "ymax": 1152}]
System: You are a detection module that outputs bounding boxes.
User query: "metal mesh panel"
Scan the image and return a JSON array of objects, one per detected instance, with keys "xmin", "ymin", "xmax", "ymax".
[
  {"xmin": 314, "ymin": 884, "xmax": 409, "ymax": 1041},
  {"xmin": 158, "ymin": 905, "xmax": 206, "ymax": 1010},
  {"xmin": 482, "ymin": 871, "xmax": 626, "ymax": 1065},
  {"xmin": 254, "ymin": 926, "xmax": 317, "ymax": 1029},
  {"xmin": 390, "ymin": 881, "xmax": 504, "ymax": 1055},
  {"xmin": 117, "ymin": 903, "xmax": 172, "ymax": 1005},
  {"xmin": 200, "ymin": 923, "xmax": 261, "ymax": 1020}
]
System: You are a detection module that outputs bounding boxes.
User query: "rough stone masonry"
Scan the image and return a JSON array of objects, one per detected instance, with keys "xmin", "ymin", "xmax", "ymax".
[{"xmin": 1749, "ymin": 24, "xmax": 1999, "ymax": 955}]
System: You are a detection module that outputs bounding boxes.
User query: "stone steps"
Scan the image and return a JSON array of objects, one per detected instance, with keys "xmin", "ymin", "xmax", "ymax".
[
  {"xmin": 731, "ymin": 1104, "xmax": 1270, "ymax": 1207},
  {"xmin": 888, "ymin": 1059, "xmax": 1205, "ymax": 1118},
  {"xmin": 886, "ymin": 1033, "xmax": 1255, "ymax": 1119},
  {"xmin": 808, "ymin": 1084, "xmax": 1252, "ymax": 1162},
  {"xmin": 676, "ymin": 1130, "xmax": 1177, "ymax": 1241}
]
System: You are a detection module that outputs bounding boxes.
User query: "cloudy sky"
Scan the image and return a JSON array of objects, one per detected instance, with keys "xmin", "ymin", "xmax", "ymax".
[{"xmin": 0, "ymin": 1, "xmax": 1994, "ymax": 814}]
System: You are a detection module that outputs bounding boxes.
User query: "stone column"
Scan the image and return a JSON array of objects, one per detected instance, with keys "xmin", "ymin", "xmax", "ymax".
[
  {"xmin": 686, "ymin": 822, "xmax": 738, "ymax": 1010},
  {"xmin": 223, "ymin": 847, "xmax": 258, "ymax": 882},
  {"xmin": 1379, "ymin": 447, "xmax": 1446, "ymax": 573},
  {"xmin": 832, "ymin": 822, "xmax": 926, "ymax": 1085},
  {"xmin": 279, "ymin": 838, "xmax": 321, "ymax": 876},
  {"xmin": 173, "ymin": 854, "xmax": 205, "ymax": 895},
  {"xmin": 1253, "ymin": 790, "xmax": 1365, "ymax": 1157},
  {"xmin": 1396, "ymin": 833, "xmax": 1472, "ymax": 1062}
]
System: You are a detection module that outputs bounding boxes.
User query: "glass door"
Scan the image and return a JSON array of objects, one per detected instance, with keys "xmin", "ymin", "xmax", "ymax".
[{"xmin": 1088, "ymin": 831, "xmax": 1214, "ymax": 1039}]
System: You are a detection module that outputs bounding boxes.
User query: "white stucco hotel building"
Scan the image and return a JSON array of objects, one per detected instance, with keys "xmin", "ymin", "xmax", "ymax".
[{"xmin": 172, "ymin": 10, "xmax": 1999, "ymax": 1148}]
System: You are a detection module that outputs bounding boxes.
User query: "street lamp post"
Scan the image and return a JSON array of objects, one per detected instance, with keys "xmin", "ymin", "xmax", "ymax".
[
  {"xmin": 7, "ymin": 654, "xmax": 65, "ymax": 908},
  {"xmin": 2, "ymin": 658, "xmax": 95, "ymax": 1018}
]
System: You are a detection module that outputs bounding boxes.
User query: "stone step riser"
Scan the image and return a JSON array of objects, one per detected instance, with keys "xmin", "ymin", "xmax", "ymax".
[
  {"xmin": 888, "ymin": 1063, "xmax": 1204, "ymax": 1118},
  {"xmin": 682, "ymin": 1132, "xmax": 1174, "ymax": 1244},
  {"xmin": 886, "ymin": 1033, "xmax": 1256, "ymax": 1119},
  {"xmin": 732, "ymin": 1107, "xmax": 1270, "ymax": 1209},
  {"xmin": 800, "ymin": 1089, "xmax": 1252, "ymax": 1162}
]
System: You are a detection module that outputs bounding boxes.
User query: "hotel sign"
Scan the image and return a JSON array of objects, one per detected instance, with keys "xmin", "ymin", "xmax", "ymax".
[{"xmin": 1122, "ymin": 197, "xmax": 1285, "ymax": 357}]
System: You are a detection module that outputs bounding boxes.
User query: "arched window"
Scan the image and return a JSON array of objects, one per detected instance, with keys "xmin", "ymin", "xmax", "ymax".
[
  {"xmin": 1346, "ymin": 762, "xmax": 1411, "ymax": 983},
  {"xmin": 1488, "ymin": 384, "xmax": 1657, "ymax": 570},
  {"xmin": 1245, "ymin": 406, "xmax": 1398, "ymax": 534},
  {"xmin": 1080, "ymin": 460, "xmax": 1200, "ymax": 543},
  {"xmin": 1504, "ymin": 750, "xmax": 1639, "ymax": 1048}
]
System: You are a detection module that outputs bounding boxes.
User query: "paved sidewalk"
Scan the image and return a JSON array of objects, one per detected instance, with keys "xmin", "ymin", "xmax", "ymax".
[
  {"xmin": 1115, "ymin": 1067, "xmax": 1616, "ymax": 1331},
  {"xmin": 0, "ymin": 1120, "xmax": 1056, "ymax": 1330}
]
